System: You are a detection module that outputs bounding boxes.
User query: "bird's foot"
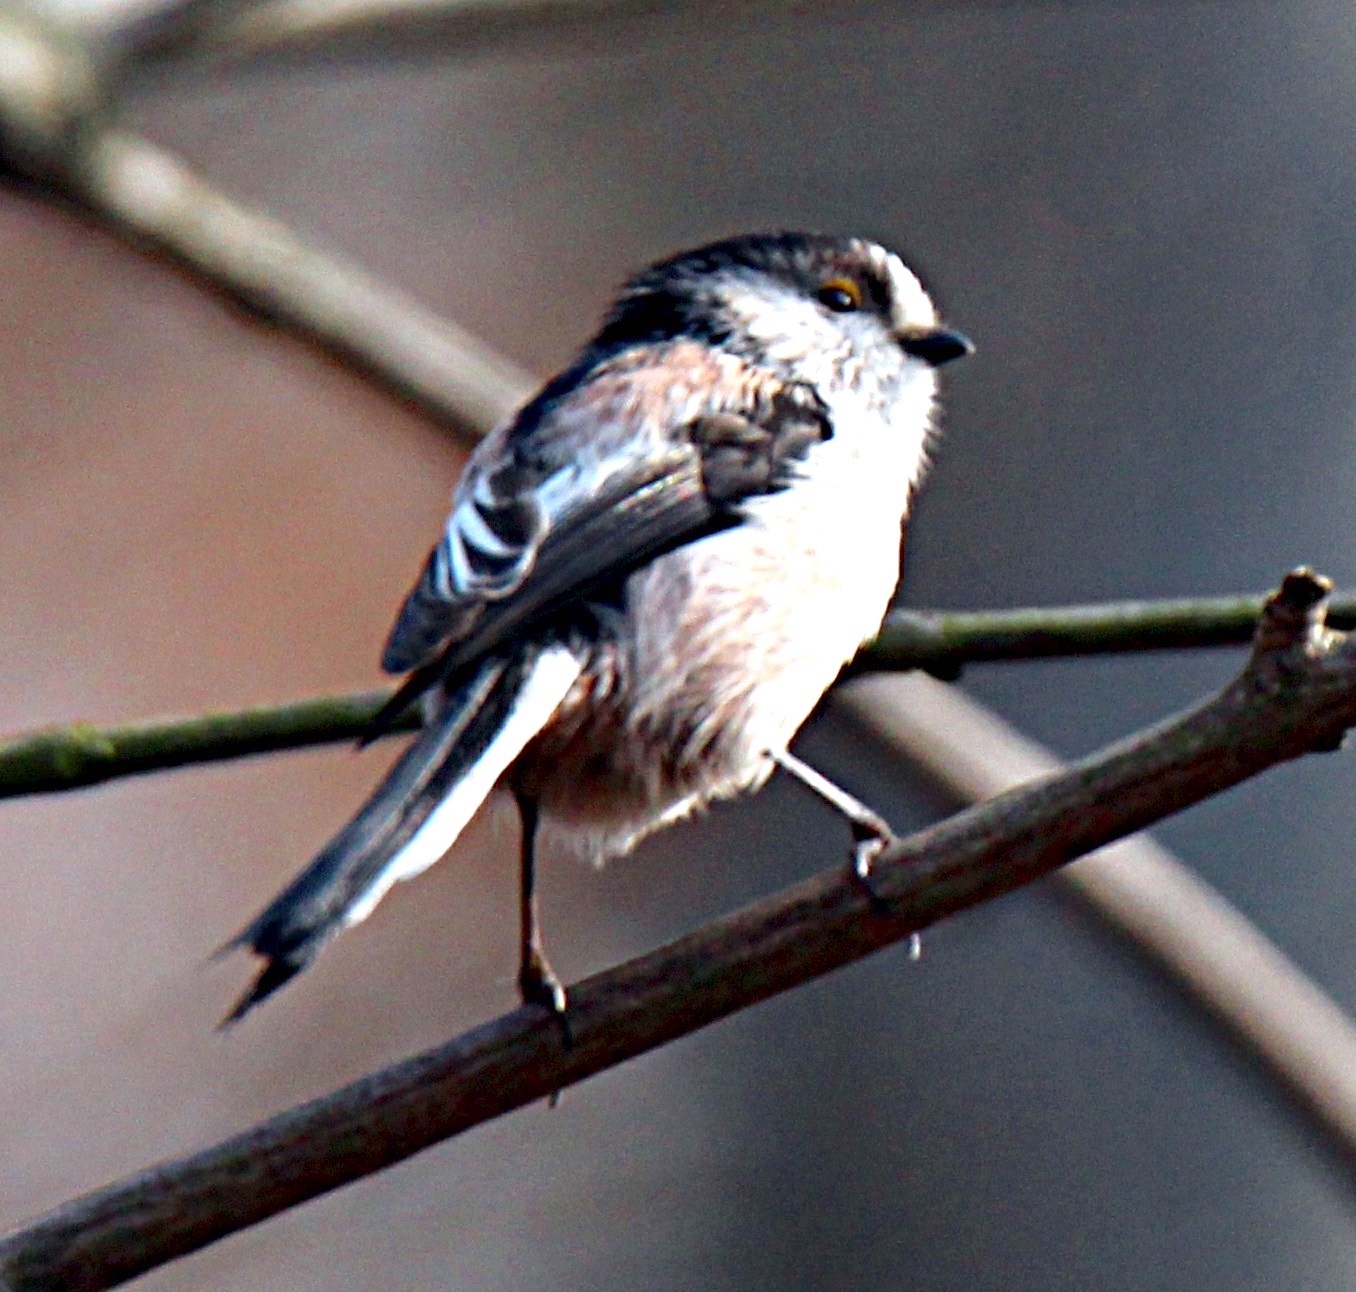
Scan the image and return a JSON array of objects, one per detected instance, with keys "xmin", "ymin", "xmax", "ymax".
[
  {"xmin": 847, "ymin": 813, "xmax": 896, "ymax": 915},
  {"xmin": 519, "ymin": 948, "xmax": 574, "ymax": 1051}
]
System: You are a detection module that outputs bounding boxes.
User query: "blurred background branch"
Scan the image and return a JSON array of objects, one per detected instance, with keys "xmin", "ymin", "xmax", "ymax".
[
  {"xmin": 106, "ymin": 0, "xmax": 718, "ymax": 74},
  {"xmin": 0, "ymin": 3, "xmax": 527, "ymax": 436},
  {"xmin": 73, "ymin": 128, "xmax": 528, "ymax": 435}
]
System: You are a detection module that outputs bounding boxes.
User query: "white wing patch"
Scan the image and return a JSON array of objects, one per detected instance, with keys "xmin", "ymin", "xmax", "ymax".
[
  {"xmin": 437, "ymin": 451, "xmax": 648, "ymax": 602},
  {"xmin": 341, "ymin": 643, "xmax": 585, "ymax": 928},
  {"xmin": 439, "ymin": 466, "xmax": 545, "ymax": 600}
]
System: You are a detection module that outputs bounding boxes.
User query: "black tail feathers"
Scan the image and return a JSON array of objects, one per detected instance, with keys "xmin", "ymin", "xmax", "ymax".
[{"xmin": 221, "ymin": 651, "xmax": 532, "ymax": 1024}]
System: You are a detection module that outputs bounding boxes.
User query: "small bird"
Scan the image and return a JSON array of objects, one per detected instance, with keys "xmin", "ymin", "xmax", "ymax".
[{"xmin": 224, "ymin": 232, "xmax": 970, "ymax": 1025}]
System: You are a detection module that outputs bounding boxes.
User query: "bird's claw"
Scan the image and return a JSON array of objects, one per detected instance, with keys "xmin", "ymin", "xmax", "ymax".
[
  {"xmin": 519, "ymin": 951, "xmax": 574, "ymax": 1051},
  {"xmin": 848, "ymin": 818, "xmax": 895, "ymax": 914}
]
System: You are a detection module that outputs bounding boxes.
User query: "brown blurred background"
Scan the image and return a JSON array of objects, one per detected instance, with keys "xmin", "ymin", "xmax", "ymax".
[{"xmin": 6, "ymin": 1, "xmax": 1356, "ymax": 1287}]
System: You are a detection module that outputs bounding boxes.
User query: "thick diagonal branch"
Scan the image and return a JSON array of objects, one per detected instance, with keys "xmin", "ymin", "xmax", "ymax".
[{"xmin": 0, "ymin": 570, "xmax": 1349, "ymax": 1292}]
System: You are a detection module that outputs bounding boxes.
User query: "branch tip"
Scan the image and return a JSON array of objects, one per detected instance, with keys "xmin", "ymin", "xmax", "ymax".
[
  {"xmin": 1252, "ymin": 567, "xmax": 1334, "ymax": 661},
  {"xmin": 1278, "ymin": 565, "xmax": 1332, "ymax": 610}
]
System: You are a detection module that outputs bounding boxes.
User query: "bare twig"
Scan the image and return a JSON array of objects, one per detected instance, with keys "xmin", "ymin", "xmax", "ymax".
[
  {"xmin": 0, "ymin": 569, "xmax": 1350, "ymax": 1291},
  {"xmin": 6, "ymin": 590, "xmax": 1354, "ymax": 800},
  {"xmin": 863, "ymin": 592, "xmax": 1356, "ymax": 677},
  {"xmin": 0, "ymin": 690, "xmax": 412, "ymax": 799}
]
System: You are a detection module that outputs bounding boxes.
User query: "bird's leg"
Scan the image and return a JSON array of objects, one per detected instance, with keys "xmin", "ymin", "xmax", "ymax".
[
  {"xmin": 770, "ymin": 748, "xmax": 896, "ymax": 912},
  {"xmin": 514, "ymin": 790, "xmax": 573, "ymax": 1049}
]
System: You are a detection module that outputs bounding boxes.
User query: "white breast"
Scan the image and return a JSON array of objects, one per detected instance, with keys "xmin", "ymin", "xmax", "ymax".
[{"xmin": 531, "ymin": 369, "xmax": 938, "ymax": 861}]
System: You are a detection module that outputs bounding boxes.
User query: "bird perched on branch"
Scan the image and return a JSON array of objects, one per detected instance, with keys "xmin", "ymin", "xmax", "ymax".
[{"xmin": 223, "ymin": 232, "xmax": 971, "ymax": 1026}]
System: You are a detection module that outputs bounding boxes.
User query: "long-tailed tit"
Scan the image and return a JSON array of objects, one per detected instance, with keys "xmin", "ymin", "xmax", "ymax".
[{"xmin": 224, "ymin": 232, "xmax": 970, "ymax": 1025}]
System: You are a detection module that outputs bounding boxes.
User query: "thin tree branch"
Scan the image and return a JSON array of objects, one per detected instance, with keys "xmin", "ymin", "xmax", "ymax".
[
  {"xmin": 0, "ymin": 691, "xmax": 414, "ymax": 799},
  {"xmin": 0, "ymin": 568, "xmax": 1350, "ymax": 1291},
  {"xmin": 6, "ymin": 590, "xmax": 1354, "ymax": 800},
  {"xmin": 863, "ymin": 592, "xmax": 1356, "ymax": 677}
]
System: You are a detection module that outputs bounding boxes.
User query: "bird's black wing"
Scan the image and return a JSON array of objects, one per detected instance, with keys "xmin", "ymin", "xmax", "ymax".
[{"xmin": 368, "ymin": 380, "xmax": 832, "ymax": 736}]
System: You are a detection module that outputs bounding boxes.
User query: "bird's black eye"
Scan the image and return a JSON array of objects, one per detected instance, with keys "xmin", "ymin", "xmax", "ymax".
[{"xmin": 817, "ymin": 276, "xmax": 862, "ymax": 313}]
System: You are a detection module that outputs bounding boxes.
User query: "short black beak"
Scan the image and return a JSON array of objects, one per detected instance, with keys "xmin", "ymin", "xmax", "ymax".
[{"xmin": 898, "ymin": 326, "xmax": 974, "ymax": 367}]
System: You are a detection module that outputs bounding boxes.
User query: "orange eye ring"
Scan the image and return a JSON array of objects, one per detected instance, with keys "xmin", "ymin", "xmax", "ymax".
[{"xmin": 817, "ymin": 276, "xmax": 862, "ymax": 313}]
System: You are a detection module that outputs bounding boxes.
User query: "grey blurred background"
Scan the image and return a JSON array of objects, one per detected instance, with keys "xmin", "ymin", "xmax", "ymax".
[{"xmin": 5, "ymin": 0, "xmax": 1356, "ymax": 1286}]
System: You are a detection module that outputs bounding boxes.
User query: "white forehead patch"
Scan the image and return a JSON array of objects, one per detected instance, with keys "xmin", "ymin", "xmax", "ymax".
[{"xmin": 880, "ymin": 249, "xmax": 937, "ymax": 329}]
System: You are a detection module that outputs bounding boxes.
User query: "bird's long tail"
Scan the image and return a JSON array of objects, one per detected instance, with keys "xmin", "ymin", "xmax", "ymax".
[{"xmin": 222, "ymin": 640, "xmax": 584, "ymax": 1023}]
